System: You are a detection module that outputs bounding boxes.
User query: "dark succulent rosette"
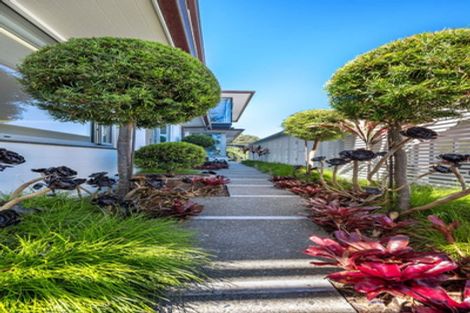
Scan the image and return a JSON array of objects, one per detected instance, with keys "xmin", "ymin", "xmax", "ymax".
[
  {"xmin": 45, "ymin": 177, "xmax": 86, "ymax": 190},
  {"xmin": 432, "ymin": 165, "xmax": 453, "ymax": 174},
  {"xmin": 326, "ymin": 158, "xmax": 351, "ymax": 167},
  {"xmin": 31, "ymin": 166, "xmax": 85, "ymax": 190},
  {"xmin": 202, "ymin": 170, "xmax": 217, "ymax": 175},
  {"xmin": 311, "ymin": 156, "xmax": 326, "ymax": 162},
  {"xmin": 92, "ymin": 194, "xmax": 122, "ymax": 207},
  {"xmin": 0, "ymin": 164, "xmax": 12, "ymax": 172},
  {"xmin": 339, "ymin": 150, "xmax": 354, "ymax": 160},
  {"xmin": 0, "ymin": 148, "xmax": 25, "ymax": 165},
  {"xmin": 0, "ymin": 210, "xmax": 20, "ymax": 228},
  {"xmin": 364, "ymin": 187, "xmax": 382, "ymax": 195},
  {"xmin": 87, "ymin": 172, "xmax": 116, "ymax": 189},
  {"xmin": 400, "ymin": 127, "xmax": 437, "ymax": 140},
  {"xmin": 32, "ymin": 166, "xmax": 77, "ymax": 177},
  {"xmin": 438, "ymin": 153, "xmax": 467, "ymax": 164},
  {"xmin": 349, "ymin": 149, "xmax": 376, "ymax": 161}
]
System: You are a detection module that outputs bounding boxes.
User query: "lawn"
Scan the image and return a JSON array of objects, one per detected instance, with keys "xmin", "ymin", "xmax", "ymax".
[
  {"xmin": 242, "ymin": 160, "xmax": 470, "ymax": 259},
  {"xmin": 0, "ymin": 195, "xmax": 207, "ymax": 313}
]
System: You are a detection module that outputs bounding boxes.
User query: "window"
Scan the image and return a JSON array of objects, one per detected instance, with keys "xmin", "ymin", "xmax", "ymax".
[
  {"xmin": 209, "ymin": 97, "xmax": 233, "ymax": 124},
  {"xmin": 93, "ymin": 124, "xmax": 113, "ymax": 145},
  {"xmin": 0, "ymin": 64, "xmax": 92, "ymax": 141},
  {"xmin": 152, "ymin": 126, "xmax": 170, "ymax": 144}
]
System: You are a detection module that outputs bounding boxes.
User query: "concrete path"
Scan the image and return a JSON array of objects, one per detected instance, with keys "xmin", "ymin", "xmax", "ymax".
[{"xmin": 163, "ymin": 163, "xmax": 355, "ymax": 313}]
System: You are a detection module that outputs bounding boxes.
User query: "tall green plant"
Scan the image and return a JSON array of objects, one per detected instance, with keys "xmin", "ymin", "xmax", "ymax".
[
  {"xmin": 282, "ymin": 109, "xmax": 343, "ymax": 172},
  {"xmin": 18, "ymin": 37, "xmax": 220, "ymax": 196},
  {"xmin": 0, "ymin": 195, "xmax": 206, "ymax": 312},
  {"xmin": 326, "ymin": 29, "xmax": 470, "ymax": 210}
]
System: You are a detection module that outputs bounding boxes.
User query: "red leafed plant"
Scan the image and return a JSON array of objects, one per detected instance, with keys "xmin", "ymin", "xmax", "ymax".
[
  {"xmin": 372, "ymin": 214, "xmax": 414, "ymax": 233},
  {"xmin": 305, "ymin": 231, "xmax": 459, "ymax": 303},
  {"xmin": 171, "ymin": 199, "xmax": 203, "ymax": 218},
  {"xmin": 427, "ymin": 215, "xmax": 460, "ymax": 244},
  {"xmin": 308, "ymin": 198, "xmax": 379, "ymax": 231},
  {"xmin": 273, "ymin": 178, "xmax": 304, "ymax": 189},
  {"xmin": 271, "ymin": 176, "xmax": 297, "ymax": 182},
  {"xmin": 290, "ymin": 185, "xmax": 322, "ymax": 197},
  {"xmin": 192, "ymin": 176, "xmax": 230, "ymax": 186},
  {"xmin": 411, "ymin": 280, "xmax": 470, "ymax": 313}
]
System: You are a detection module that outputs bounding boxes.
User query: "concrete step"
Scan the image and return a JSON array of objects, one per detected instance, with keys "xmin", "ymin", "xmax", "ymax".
[
  {"xmin": 193, "ymin": 197, "xmax": 308, "ymax": 217},
  {"xmin": 228, "ymin": 186, "xmax": 293, "ymax": 196},
  {"xmin": 185, "ymin": 219, "xmax": 320, "ymax": 261}
]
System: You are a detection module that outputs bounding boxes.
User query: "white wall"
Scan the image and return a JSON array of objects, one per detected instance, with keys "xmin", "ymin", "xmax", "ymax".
[
  {"xmin": 250, "ymin": 117, "xmax": 470, "ymax": 188},
  {"xmin": 0, "ymin": 141, "xmax": 117, "ymax": 194}
]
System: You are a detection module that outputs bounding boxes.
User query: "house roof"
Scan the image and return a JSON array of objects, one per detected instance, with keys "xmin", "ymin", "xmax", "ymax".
[
  {"xmin": 0, "ymin": 0, "xmax": 204, "ymax": 68},
  {"xmin": 222, "ymin": 90, "xmax": 256, "ymax": 122}
]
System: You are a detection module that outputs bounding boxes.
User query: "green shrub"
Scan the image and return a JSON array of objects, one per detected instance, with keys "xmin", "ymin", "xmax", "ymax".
[
  {"xmin": 135, "ymin": 142, "xmax": 206, "ymax": 174},
  {"xmin": 182, "ymin": 134, "xmax": 215, "ymax": 148},
  {"xmin": 0, "ymin": 195, "xmax": 207, "ymax": 313}
]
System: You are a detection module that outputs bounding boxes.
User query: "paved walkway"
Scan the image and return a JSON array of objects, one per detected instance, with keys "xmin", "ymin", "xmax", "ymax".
[{"xmin": 165, "ymin": 163, "xmax": 355, "ymax": 313}]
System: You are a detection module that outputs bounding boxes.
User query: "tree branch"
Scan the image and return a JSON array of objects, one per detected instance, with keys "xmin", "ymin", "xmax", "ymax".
[{"xmin": 0, "ymin": 188, "xmax": 51, "ymax": 212}]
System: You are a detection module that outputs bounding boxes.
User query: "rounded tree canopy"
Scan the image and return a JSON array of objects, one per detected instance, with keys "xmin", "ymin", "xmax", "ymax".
[
  {"xmin": 182, "ymin": 134, "xmax": 215, "ymax": 148},
  {"xmin": 18, "ymin": 37, "xmax": 221, "ymax": 128},
  {"xmin": 326, "ymin": 29, "xmax": 470, "ymax": 125},
  {"xmin": 282, "ymin": 109, "xmax": 344, "ymax": 142}
]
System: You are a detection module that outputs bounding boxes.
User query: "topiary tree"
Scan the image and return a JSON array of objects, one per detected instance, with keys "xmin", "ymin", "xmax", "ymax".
[
  {"xmin": 134, "ymin": 142, "xmax": 206, "ymax": 174},
  {"xmin": 282, "ymin": 109, "xmax": 344, "ymax": 172},
  {"xmin": 182, "ymin": 134, "xmax": 215, "ymax": 148},
  {"xmin": 18, "ymin": 37, "xmax": 220, "ymax": 196},
  {"xmin": 326, "ymin": 29, "xmax": 470, "ymax": 210}
]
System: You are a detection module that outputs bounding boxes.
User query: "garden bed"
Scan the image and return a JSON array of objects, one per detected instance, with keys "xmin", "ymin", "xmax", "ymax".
[{"xmin": 243, "ymin": 160, "xmax": 470, "ymax": 313}]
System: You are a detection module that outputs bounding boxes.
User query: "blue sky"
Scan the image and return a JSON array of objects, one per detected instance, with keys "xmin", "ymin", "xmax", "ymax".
[{"xmin": 199, "ymin": 0, "xmax": 470, "ymax": 138}]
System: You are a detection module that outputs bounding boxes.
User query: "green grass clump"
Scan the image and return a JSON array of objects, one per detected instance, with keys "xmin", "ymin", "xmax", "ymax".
[
  {"xmin": 241, "ymin": 160, "xmax": 347, "ymax": 185},
  {"xmin": 0, "ymin": 195, "xmax": 207, "ymax": 313},
  {"xmin": 409, "ymin": 184, "xmax": 470, "ymax": 259}
]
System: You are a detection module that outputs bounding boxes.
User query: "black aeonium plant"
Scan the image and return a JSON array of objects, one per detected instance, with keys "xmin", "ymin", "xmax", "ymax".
[
  {"xmin": 32, "ymin": 166, "xmax": 77, "ymax": 177},
  {"xmin": 339, "ymin": 150, "xmax": 354, "ymax": 160},
  {"xmin": 349, "ymin": 149, "xmax": 376, "ymax": 161},
  {"xmin": 31, "ymin": 166, "xmax": 86, "ymax": 192},
  {"xmin": 326, "ymin": 158, "xmax": 351, "ymax": 167},
  {"xmin": 87, "ymin": 172, "xmax": 117, "ymax": 189},
  {"xmin": 0, "ymin": 148, "xmax": 25, "ymax": 172},
  {"xmin": 311, "ymin": 156, "xmax": 326, "ymax": 162},
  {"xmin": 400, "ymin": 127, "xmax": 438, "ymax": 140},
  {"xmin": 432, "ymin": 165, "xmax": 453, "ymax": 174},
  {"xmin": 364, "ymin": 187, "xmax": 383, "ymax": 195},
  {"xmin": 438, "ymin": 153, "xmax": 467, "ymax": 165},
  {"xmin": 45, "ymin": 177, "xmax": 86, "ymax": 191}
]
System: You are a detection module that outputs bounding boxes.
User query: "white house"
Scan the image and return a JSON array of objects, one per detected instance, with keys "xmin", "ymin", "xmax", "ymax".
[{"xmin": 0, "ymin": 0, "xmax": 253, "ymax": 192}]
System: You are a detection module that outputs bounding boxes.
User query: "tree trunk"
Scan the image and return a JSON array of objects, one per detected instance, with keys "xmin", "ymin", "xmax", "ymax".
[
  {"xmin": 352, "ymin": 160, "xmax": 361, "ymax": 192},
  {"xmin": 304, "ymin": 140, "xmax": 309, "ymax": 170},
  {"xmin": 116, "ymin": 122, "xmax": 135, "ymax": 197},
  {"xmin": 389, "ymin": 124, "xmax": 410, "ymax": 210},
  {"xmin": 306, "ymin": 140, "xmax": 319, "ymax": 174}
]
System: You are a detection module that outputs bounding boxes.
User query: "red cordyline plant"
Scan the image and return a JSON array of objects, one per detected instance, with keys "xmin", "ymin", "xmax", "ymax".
[
  {"xmin": 191, "ymin": 176, "xmax": 230, "ymax": 186},
  {"xmin": 372, "ymin": 214, "xmax": 414, "ymax": 234},
  {"xmin": 308, "ymin": 198, "xmax": 379, "ymax": 231},
  {"xmin": 305, "ymin": 231, "xmax": 459, "ymax": 305},
  {"xmin": 411, "ymin": 280, "xmax": 470, "ymax": 313},
  {"xmin": 272, "ymin": 177, "xmax": 304, "ymax": 189},
  {"xmin": 427, "ymin": 215, "xmax": 460, "ymax": 244},
  {"xmin": 290, "ymin": 185, "xmax": 322, "ymax": 197}
]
